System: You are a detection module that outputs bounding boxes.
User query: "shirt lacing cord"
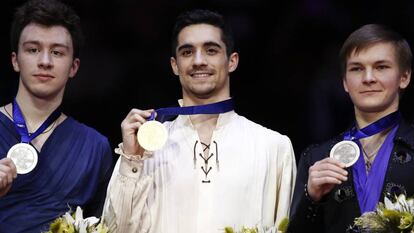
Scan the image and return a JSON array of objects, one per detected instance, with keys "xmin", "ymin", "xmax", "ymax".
[{"xmin": 193, "ymin": 140, "xmax": 219, "ymax": 182}]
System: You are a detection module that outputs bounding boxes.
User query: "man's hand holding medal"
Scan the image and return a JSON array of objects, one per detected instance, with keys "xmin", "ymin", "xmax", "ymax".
[{"xmin": 0, "ymin": 158, "xmax": 17, "ymax": 197}]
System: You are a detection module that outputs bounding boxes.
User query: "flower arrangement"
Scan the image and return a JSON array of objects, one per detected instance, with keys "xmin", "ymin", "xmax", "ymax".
[
  {"xmin": 353, "ymin": 194, "xmax": 414, "ymax": 233},
  {"xmin": 45, "ymin": 206, "xmax": 108, "ymax": 233},
  {"xmin": 223, "ymin": 217, "xmax": 289, "ymax": 233}
]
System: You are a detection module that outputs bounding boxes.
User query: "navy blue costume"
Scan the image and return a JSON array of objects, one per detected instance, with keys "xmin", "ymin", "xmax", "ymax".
[{"xmin": 0, "ymin": 113, "xmax": 113, "ymax": 233}]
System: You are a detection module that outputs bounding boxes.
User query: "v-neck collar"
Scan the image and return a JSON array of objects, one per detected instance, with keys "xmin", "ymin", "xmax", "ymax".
[{"xmin": 0, "ymin": 111, "xmax": 71, "ymax": 153}]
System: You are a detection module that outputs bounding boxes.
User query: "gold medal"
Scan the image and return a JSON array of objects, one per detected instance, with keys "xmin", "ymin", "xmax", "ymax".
[
  {"xmin": 330, "ymin": 140, "xmax": 360, "ymax": 167},
  {"xmin": 137, "ymin": 121, "xmax": 168, "ymax": 151},
  {"xmin": 7, "ymin": 143, "xmax": 38, "ymax": 174}
]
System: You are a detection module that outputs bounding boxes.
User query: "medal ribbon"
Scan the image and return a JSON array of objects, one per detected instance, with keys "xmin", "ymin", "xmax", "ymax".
[
  {"xmin": 343, "ymin": 111, "xmax": 400, "ymax": 214},
  {"xmin": 353, "ymin": 125, "xmax": 398, "ymax": 214},
  {"xmin": 12, "ymin": 99, "xmax": 62, "ymax": 143},
  {"xmin": 343, "ymin": 111, "xmax": 400, "ymax": 141},
  {"xmin": 148, "ymin": 98, "xmax": 234, "ymax": 121}
]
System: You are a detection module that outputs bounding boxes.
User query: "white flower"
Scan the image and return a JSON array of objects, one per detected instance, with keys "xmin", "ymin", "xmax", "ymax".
[
  {"xmin": 46, "ymin": 206, "xmax": 108, "ymax": 233},
  {"xmin": 72, "ymin": 206, "xmax": 101, "ymax": 233},
  {"xmin": 259, "ymin": 226, "xmax": 277, "ymax": 233},
  {"xmin": 354, "ymin": 194, "xmax": 414, "ymax": 232},
  {"xmin": 385, "ymin": 196, "xmax": 396, "ymax": 210},
  {"xmin": 407, "ymin": 198, "xmax": 414, "ymax": 214},
  {"xmin": 63, "ymin": 211, "xmax": 75, "ymax": 224},
  {"xmin": 384, "ymin": 195, "xmax": 412, "ymax": 212},
  {"xmin": 84, "ymin": 216, "xmax": 100, "ymax": 226}
]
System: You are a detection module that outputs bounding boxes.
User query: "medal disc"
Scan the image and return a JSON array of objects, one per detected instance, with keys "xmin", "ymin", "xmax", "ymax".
[
  {"xmin": 330, "ymin": 140, "xmax": 360, "ymax": 167},
  {"xmin": 137, "ymin": 120, "xmax": 168, "ymax": 151},
  {"xmin": 7, "ymin": 143, "xmax": 38, "ymax": 174}
]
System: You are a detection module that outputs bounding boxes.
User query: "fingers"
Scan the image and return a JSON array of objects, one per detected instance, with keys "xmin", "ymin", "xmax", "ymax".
[
  {"xmin": 309, "ymin": 158, "xmax": 348, "ymax": 183},
  {"xmin": 121, "ymin": 108, "xmax": 154, "ymax": 155},
  {"xmin": 316, "ymin": 157, "xmax": 347, "ymax": 169},
  {"xmin": 0, "ymin": 158, "xmax": 17, "ymax": 179},
  {"xmin": 309, "ymin": 172, "xmax": 345, "ymax": 186},
  {"xmin": 121, "ymin": 109, "xmax": 153, "ymax": 134},
  {"xmin": 123, "ymin": 109, "xmax": 153, "ymax": 126},
  {"xmin": 307, "ymin": 157, "xmax": 349, "ymax": 201},
  {"xmin": 0, "ymin": 158, "xmax": 17, "ymax": 190}
]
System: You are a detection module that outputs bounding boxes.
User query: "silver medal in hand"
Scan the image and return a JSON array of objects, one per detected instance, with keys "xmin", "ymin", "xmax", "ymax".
[
  {"xmin": 7, "ymin": 143, "xmax": 38, "ymax": 174},
  {"xmin": 330, "ymin": 140, "xmax": 360, "ymax": 167}
]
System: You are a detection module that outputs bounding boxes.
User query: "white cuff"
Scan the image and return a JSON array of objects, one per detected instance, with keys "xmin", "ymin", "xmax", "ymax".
[{"xmin": 114, "ymin": 143, "xmax": 153, "ymax": 161}]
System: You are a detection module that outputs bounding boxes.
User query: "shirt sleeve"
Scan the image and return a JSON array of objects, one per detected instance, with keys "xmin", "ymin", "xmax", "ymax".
[
  {"xmin": 274, "ymin": 135, "xmax": 297, "ymax": 228},
  {"xmin": 262, "ymin": 134, "xmax": 296, "ymax": 230},
  {"xmin": 102, "ymin": 156, "xmax": 153, "ymax": 233}
]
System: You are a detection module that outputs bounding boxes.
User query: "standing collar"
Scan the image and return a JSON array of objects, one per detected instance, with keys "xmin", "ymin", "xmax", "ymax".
[{"xmin": 175, "ymin": 99, "xmax": 237, "ymax": 130}]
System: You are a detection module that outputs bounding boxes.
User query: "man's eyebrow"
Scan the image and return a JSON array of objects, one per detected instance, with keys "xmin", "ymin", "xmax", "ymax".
[
  {"xmin": 347, "ymin": 62, "xmax": 362, "ymax": 66},
  {"xmin": 177, "ymin": 41, "xmax": 223, "ymax": 51},
  {"xmin": 177, "ymin": 44, "xmax": 194, "ymax": 52},
  {"xmin": 203, "ymin": 41, "xmax": 222, "ymax": 48},
  {"xmin": 374, "ymin": 59, "xmax": 392, "ymax": 64},
  {"xmin": 22, "ymin": 40, "xmax": 69, "ymax": 49},
  {"xmin": 347, "ymin": 59, "xmax": 393, "ymax": 66}
]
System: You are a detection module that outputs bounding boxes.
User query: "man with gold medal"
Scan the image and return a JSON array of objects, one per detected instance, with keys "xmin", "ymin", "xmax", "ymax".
[
  {"xmin": 103, "ymin": 9, "xmax": 297, "ymax": 233},
  {"xmin": 288, "ymin": 24, "xmax": 414, "ymax": 232},
  {"xmin": 0, "ymin": 0, "xmax": 113, "ymax": 232}
]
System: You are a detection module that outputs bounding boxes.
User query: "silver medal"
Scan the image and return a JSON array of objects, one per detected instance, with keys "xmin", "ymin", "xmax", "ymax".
[
  {"xmin": 330, "ymin": 140, "xmax": 360, "ymax": 167},
  {"xmin": 7, "ymin": 143, "xmax": 38, "ymax": 174}
]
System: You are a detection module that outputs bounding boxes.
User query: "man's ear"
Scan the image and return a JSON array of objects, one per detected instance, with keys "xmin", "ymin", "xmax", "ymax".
[
  {"xmin": 68, "ymin": 58, "xmax": 80, "ymax": 78},
  {"xmin": 343, "ymin": 77, "xmax": 350, "ymax": 93},
  {"xmin": 170, "ymin": 57, "xmax": 179, "ymax": 76},
  {"xmin": 399, "ymin": 70, "xmax": 411, "ymax": 89},
  {"xmin": 11, "ymin": 52, "xmax": 20, "ymax": 72},
  {"xmin": 228, "ymin": 52, "xmax": 239, "ymax": 73}
]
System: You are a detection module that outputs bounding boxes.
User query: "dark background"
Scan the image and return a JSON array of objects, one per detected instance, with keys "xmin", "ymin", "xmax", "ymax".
[{"xmin": 1, "ymin": 0, "xmax": 414, "ymax": 163}]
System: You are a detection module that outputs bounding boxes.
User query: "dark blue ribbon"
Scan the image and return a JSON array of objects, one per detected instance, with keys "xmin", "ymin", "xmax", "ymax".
[
  {"xmin": 353, "ymin": 125, "xmax": 398, "ymax": 214},
  {"xmin": 344, "ymin": 111, "xmax": 400, "ymax": 141},
  {"xmin": 148, "ymin": 98, "xmax": 234, "ymax": 121},
  {"xmin": 343, "ymin": 111, "xmax": 400, "ymax": 214},
  {"xmin": 12, "ymin": 99, "xmax": 62, "ymax": 143}
]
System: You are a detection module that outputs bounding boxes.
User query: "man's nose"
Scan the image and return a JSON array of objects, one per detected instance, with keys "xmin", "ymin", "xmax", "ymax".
[
  {"xmin": 38, "ymin": 51, "xmax": 53, "ymax": 69},
  {"xmin": 193, "ymin": 50, "xmax": 207, "ymax": 66}
]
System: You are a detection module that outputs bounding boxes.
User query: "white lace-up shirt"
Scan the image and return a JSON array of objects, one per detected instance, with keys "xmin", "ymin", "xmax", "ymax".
[{"xmin": 103, "ymin": 110, "xmax": 296, "ymax": 233}]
